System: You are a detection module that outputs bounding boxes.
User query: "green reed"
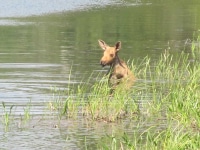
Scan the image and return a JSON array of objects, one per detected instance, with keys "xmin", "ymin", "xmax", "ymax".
[
  {"xmin": 50, "ymin": 35, "xmax": 200, "ymax": 149},
  {"xmin": 191, "ymin": 33, "xmax": 200, "ymax": 58},
  {"xmin": 98, "ymin": 125, "xmax": 200, "ymax": 150},
  {"xmin": 83, "ymin": 78, "xmax": 138, "ymax": 121},
  {"xmin": 96, "ymin": 40, "xmax": 200, "ymax": 149},
  {"xmin": 50, "ymin": 48, "xmax": 199, "ymax": 124},
  {"xmin": 23, "ymin": 100, "xmax": 32, "ymax": 123},
  {"xmin": 1, "ymin": 102, "xmax": 14, "ymax": 131},
  {"xmin": 49, "ymin": 68, "xmax": 138, "ymax": 121}
]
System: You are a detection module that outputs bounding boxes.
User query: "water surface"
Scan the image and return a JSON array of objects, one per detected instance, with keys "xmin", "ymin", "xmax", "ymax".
[{"xmin": 0, "ymin": 0, "xmax": 200, "ymax": 149}]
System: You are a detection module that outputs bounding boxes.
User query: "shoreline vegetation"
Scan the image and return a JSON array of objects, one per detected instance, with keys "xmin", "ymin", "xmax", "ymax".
[
  {"xmin": 1, "ymin": 34, "xmax": 199, "ymax": 149},
  {"xmin": 49, "ymin": 34, "xmax": 200, "ymax": 149}
]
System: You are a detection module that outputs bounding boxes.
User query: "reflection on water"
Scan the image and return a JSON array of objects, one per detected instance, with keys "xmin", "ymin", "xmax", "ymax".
[
  {"xmin": 0, "ymin": 114, "xmax": 167, "ymax": 149},
  {"xmin": 0, "ymin": 0, "xmax": 200, "ymax": 149},
  {"xmin": 0, "ymin": 19, "xmax": 33, "ymax": 26},
  {"xmin": 0, "ymin": 0, "xmax": 121, "ymax": 17}
]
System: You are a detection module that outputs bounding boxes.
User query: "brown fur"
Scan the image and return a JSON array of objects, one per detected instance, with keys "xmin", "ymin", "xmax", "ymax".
[{"xmin": 98, "ymin": 40, "xmax": 135, "ymax": 93}]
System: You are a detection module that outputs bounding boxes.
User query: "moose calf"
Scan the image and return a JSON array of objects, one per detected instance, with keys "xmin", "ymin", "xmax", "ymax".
[{"xmin": 98, "ymin": 40, "xmax": 135, "ymax": 93}]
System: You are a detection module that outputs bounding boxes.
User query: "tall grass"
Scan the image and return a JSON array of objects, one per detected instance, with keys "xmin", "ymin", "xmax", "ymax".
[
  {"xmin": 98, "ymin": 125, "xmax": 200, "ymax": 150},
  {"xmin": 1, "ymin": 102, "xmax": 14, "ymax": 131},
  {"xmin": 50, "ymin": 48, "xmax": 199, "ymax": 124},
  {"xmin": 191, "ymin": 33, "xmax": 200, "ymax": 59},
  {"xmin": 1, "ymin": 101, "xmax": 34, "ymax": 131},
  {"xmin": 50, "ymin": 35, "xmax": 200, "ymax": 149},
  {"xmin": 96, "ymin": 36, "xmax": 200, "ymax": 149},
  {"xmin": 22, "ymin": 100, "xmax": 32, "ymax": 123},
  {"xmin": 50, "ymin": 75, "xmax": 138, "ymax": 122},
  {"xmin": 95, "ymin": 47, "xmax": 200, "ymax": 149}
]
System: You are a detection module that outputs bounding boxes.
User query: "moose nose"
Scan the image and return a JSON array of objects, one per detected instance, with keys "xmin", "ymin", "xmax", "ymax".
[{"xmin": 100, "ymin": 60, "xmax": 106, "ymax": 67}]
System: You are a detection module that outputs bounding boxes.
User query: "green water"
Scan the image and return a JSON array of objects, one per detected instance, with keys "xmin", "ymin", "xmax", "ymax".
[{"xmin": 0, "ymin": 0, "xmax": 200, "ymax": 149}]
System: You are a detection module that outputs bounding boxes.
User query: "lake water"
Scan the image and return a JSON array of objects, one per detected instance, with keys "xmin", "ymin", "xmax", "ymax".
[{"xmin": 0, "ymin": 0, "xmax": 200, "ymax": 149}]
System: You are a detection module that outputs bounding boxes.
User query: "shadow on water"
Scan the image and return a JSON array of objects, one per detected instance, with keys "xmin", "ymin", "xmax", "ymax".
[{"xmin": 0, "ymin": 0, "xmax": 200, "ymax": 149}]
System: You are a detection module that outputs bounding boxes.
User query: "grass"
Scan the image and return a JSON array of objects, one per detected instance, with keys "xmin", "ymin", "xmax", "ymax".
[
  {"xmin": 49, "ymin": 34, "xmax": 200, "ymax": 149},
  {"xmin": 98, "ymin": 35, "xmax": 200, "ymax": 149},
  {"xmin": 0, "ymin": 35, "xmax": 199, "ymax": 148},
  {"xmin": 191, "ymin": 33, "xmax": 200, "ymax": 59},
  {"xmin": 1, "ymin": 102, "xmax": 14, "ymax": 131},
  {"xmin": 1, "ymin": 101, "xmax": 32, "ymax": 131},
  {"xmin": 22, "ymin": 100, "xmax": 32, "ymax": 123},
  {"xmin": 98, "ymin": 125, "xmax": 200, "ymax": 150},
  {"xmin": 50, "ymin": 74, "xmax": 139, "ymax": 122},
  {"xmin": 51, "ymin": 49, "xmax": 199, "ymax": 124}
]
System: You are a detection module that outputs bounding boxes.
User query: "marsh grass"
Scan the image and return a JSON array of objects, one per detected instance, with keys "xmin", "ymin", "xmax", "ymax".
[
  {"xmin": 98, "ymin": 124, "xmax": 200, "ymax": 150},
  {"xmin": 1, "ymin": 102, "xmax": 14, "ymax": 131},
  {"xmin": 50, "ymin": 48, "xmax": 199, "ymax": 124},
  {"xmin": 49, "ymin": 69, "xmax": 139, "ymax": 122},
  {"xmin": 50, "ymin": 36, "xmax": 200, "ymax": 149},
  {"xmin": 191, "ymin": 33, "xmax": 200, "ymax": 59},
  {"xmin": 95, "ymin": 39, "xmax": 200, "ymax": 149},
  {"xmin": 1, "ymin": 101, "xmax": 34, "ymax": 131},
  {"xmin": 22, "ymin": 100, "xmax": 32, "ymax": 123}
]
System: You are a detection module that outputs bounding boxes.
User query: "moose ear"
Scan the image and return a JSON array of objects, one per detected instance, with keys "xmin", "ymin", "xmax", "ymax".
[
  {"xmin": 115, "ymin": 41, "xmax": 121, "ymax": 51},
  {"xmin": 98, "ymin": 40, "xmax": 107, "ymax": 50}
]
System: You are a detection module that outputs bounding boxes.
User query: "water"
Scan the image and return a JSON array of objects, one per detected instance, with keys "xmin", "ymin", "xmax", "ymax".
[
  {"xmin": 0, "ymin": 0, "xmax": 121, "ymax": 18},
  {"xmin": 0, "ymin": 0, "xmax": 199, "ymax": 149}
]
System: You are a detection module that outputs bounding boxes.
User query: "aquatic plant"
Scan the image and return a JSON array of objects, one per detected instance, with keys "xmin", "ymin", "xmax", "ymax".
[
  {"xmin": 191, "ymin": 32, "xmax": 200, "ymax": 59},
  {"xmin": 50, "ymin": 35, "xmax": 200, "ymax": 149},
  {"xmin": 95, "ymin": 36, "xmax": 200, "ymax": 149},
  {"xmin": 23, "ymin": 100, "xmax": 32, "ymax": 123},
  {"xmin": 1, "ymin": 102, "xmax": 14, "ymax": 131},
  {"xmin": 98, "ymin": 125, "xmax": 200, "ymax": 150},
  {"xmin": 50, "ymin": 71, "xmax": 138, "ymax": 122},
  {"xmin": 50, "ymin": 47, "xmax": 200, "ymax": 124}
]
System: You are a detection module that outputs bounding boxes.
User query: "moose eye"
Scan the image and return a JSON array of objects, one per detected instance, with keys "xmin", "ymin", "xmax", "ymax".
[{"xmin": 110, "ymin": 54, "xmax": 114, "ymax": 57}]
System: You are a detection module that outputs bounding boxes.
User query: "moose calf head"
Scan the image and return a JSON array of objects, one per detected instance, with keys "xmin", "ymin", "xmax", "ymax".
[
  {"xmin": 98, "ymin": 39, "xmax": 135, "ymax": 93},
  {"xmin": 98, "ymin": 40, "xmax": 121, "ymax": 67}
]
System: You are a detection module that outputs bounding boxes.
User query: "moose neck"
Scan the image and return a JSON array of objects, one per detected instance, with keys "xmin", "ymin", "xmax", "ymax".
[
  {"xmin": 110, "ymin": 54, "xmax": 124, "ymax": 69},
  {"xmin": 107, "ymin": 54, "xmax": 125, "ymax": 75}
]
